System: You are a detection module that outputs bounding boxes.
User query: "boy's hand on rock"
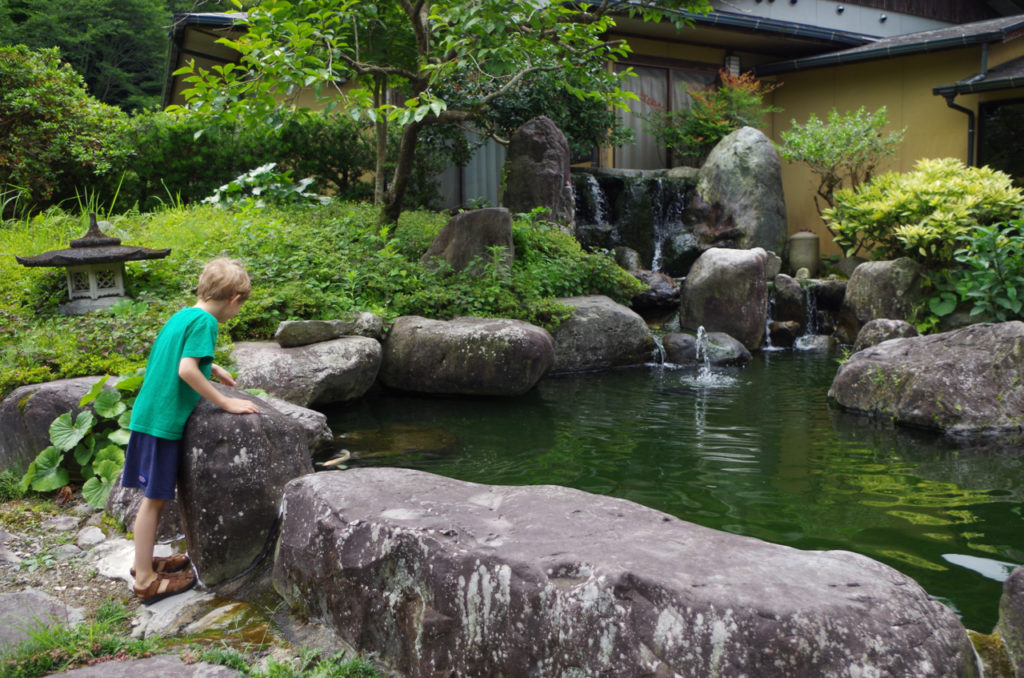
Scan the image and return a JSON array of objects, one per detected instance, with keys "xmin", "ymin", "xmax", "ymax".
[
  {"xmin": 210, "ymin": 364, "xmax": 236, "ymax": 386},
  {"xmin": 223, "ymin": 397, "xmax": 260, "ymax": 414}
]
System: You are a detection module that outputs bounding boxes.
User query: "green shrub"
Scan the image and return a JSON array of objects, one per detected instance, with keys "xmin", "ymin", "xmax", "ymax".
[
  {"xmin": 0, "ymin": 46, "xmax": 130, "ymax": 217},
  {"xmin": 825, "ymin": 158, "xmax": 1024, "ymax": 265},
  {"xmin": 928, "ymin": 221, "xmax": 1024, "ymax": 323},
  {"xmin": 777, "ymin": 106, "xmax": 905, "ymax": 226},
  {"xmin": 645, "ymin": 69, "xmax": 780, "ymax": 165}
]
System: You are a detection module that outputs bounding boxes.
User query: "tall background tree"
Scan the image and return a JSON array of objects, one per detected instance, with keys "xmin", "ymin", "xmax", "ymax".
[
  {"xmin": 173, "ymin": 0, "xmax": 712, "ymax": 224},
  {"xmin": 0, "ymin": 0, "xmax": 241, "ymax": 111}
]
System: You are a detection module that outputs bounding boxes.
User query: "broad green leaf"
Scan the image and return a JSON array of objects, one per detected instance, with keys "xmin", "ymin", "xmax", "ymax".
[
  {"xmin": 73, "ymin": 435, "xmax": 96, "ymax": 468},
  {"xmin": 117, "ymin": 411, "xmax": 132, "ymax": 429},
  {"xmin": 115, "ymin": 374, "xmax": 144, "ymax": 391},
  {"xmin": 30, "ymin": 447, "xmax": 69, "ymax": 492},
  {"xmin": 79, "ymin": 376, "xmax": 110, "ymax": 407},
  {"xmin": 94, "ymin": 445, "xmax": 125, "ymax": 467},
  {"xmin": 82, "ymin": 475, "xmax": 115, "ymax": 509},
  {"xmin": 50, "ymin": 411, "xmax": 95, "ymax": 452},
  {"xmin": 93, "ymin": 390, "xmax": 126, "ymax": 419},
  {"xmin": 108, "ymin": 428, "xmax": 131, "ymax": 446}
]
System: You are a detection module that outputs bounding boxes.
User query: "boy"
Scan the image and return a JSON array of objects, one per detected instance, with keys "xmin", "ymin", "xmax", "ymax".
[{"xmin": 123, "ymin": 257, "xmax": 260, "ymax": 604}]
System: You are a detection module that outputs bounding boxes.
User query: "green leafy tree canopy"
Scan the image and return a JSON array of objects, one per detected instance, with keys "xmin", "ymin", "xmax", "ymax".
[{"xmin": 172, "ymin": 0, "xmax": 712, "ymax": 224}]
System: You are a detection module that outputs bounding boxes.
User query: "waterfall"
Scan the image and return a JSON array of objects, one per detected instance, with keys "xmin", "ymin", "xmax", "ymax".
[
  {"xmin": 763, "ymin": 295, "xmax": 776, "ymax": 351},
  {"xmin": 649, "ymin": 333, "xmax": 667, "ymax": 365},
  {"xmin": 650, "ymin": 178, "xmax": 686, "ymax": 273},
  {"xmin": 804, "ymin": 285, "xmax": 819, "ymax": 335},
  {"xmin": 583, "ymin": 174, "xmax": 610, "ymax": 226}
]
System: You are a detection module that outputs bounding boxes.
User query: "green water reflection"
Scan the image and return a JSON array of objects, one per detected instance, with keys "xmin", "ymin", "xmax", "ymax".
[{"xmin": 321, "ymin": 351, "xmax": 1024, "ymax": 631}]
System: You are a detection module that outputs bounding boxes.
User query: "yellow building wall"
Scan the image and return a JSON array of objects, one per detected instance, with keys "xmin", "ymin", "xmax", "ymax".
[
  {"xmin": 614, "ymin": 33, "xmax": 1024, "ymax": 257},
  {"xmin": 768, "ymin": 41, "xmax": 1024, "ymax": 256}
]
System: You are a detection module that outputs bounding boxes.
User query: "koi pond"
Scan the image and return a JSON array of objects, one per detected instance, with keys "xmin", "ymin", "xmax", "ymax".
[{"xmin": 322, "ymin": 349, "xmax": 1024, "ymax": 632}]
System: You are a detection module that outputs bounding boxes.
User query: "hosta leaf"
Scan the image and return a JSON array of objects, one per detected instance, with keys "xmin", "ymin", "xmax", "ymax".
[
  {"xmin": 93, "ymin": 390, "xmax": 126, "ymax": 419},
  {"xmin": 108, "ymin": 427, "xmax": 131, "ymax": 446},
  {"xmin": 50, "ymin": 411, "xmax": 95, "ymax": 452},
  {"xmin": 30, "ymin": 446, "xmax": 69, "ymax": 492},
  {"xmin": 79, "ymin": 376, "xmax": 110, "ymax": 407},
  {"xmin": 82, "ymin": 475, "xmax": 115, "ymax": 509}
]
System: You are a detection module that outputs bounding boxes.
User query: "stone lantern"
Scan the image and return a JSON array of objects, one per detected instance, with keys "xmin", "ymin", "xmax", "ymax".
[{"xmin": 15, "ymin": 213, "xmax": 171, "ymax": 314}]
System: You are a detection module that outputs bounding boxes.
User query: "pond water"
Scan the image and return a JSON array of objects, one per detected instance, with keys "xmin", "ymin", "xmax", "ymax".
[{"xmin": 321, "ymin": 349, "xmax": 1024, "ymax": 631}]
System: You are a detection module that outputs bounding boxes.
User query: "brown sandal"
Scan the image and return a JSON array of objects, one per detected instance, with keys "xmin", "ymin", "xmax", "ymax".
[
  {"xmin": 129, "ymin": 553, "xmax": 191, "ymax": 578},
  {"xmin": 133, "ymin": 570, "xmax": 196, "ymax": 605}
]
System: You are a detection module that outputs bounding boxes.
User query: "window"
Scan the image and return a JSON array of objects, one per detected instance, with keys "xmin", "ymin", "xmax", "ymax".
[{"xmin": 978, "ymin": 98, "xmax": 1024, "ymax": 186}]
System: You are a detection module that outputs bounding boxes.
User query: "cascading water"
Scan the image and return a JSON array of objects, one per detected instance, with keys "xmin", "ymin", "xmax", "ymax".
[
  {"xmin": 649, "ymin": 178, "xmax": 687, "ymax": 273},
  {"xmin": 581, "ymin": 174, "xmax": 610, "ymax": 226},
  {"xmin": 804, "ymin": 285, "xmax": 819, "ymax": 335}
]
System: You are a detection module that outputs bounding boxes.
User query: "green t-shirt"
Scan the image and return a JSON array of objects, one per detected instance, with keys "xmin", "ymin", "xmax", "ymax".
[{"xmin": 130, "ymin": 306, "xmax": 218, "ymax": 440}]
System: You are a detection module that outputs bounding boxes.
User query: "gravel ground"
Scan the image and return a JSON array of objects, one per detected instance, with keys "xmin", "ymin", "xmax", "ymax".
[{"xmin": 0, "ymin": 494, "xmax": 141, "ymax": 617}]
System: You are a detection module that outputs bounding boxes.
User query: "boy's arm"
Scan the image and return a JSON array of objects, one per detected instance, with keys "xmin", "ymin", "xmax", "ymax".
[{"xmin": 179, "ymin": 357, "xmax": 259, "ymax": 414}]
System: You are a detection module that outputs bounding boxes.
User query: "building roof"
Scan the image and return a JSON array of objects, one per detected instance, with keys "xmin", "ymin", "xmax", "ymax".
[
  {"xmin": 755, "ymin": 13, "xmax": 1024, "ymax": 76},
  {"xmin": 934, "ymin": 54, "xmax": 1024, "ymax": 95}
]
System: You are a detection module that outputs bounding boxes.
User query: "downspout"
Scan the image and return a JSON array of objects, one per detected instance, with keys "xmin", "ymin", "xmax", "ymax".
[
  {"xmin": 943, "ymin": 94, "xmax": 975, "ymax": 167},
  {"xmin": 941, "ymin": 43, "xmax": 987, "ymax": 168}
]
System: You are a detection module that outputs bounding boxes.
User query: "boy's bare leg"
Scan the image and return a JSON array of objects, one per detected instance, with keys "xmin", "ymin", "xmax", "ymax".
[{"xmin": 133, "ymin": 497, "xmax": 166, "ymax": 587}]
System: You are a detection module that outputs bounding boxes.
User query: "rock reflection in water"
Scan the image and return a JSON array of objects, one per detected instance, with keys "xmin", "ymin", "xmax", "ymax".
[{"xmin": 334, "ymin": 425, "xmax": 459, "ymax": 460}]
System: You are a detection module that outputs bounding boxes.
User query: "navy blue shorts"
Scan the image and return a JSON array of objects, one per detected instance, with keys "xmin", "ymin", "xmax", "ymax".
[{"xmin": 122, "ymin": 431, "xmax": 180, "ymax": 501}]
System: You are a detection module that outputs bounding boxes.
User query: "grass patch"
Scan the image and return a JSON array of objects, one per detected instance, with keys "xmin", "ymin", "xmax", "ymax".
[
  {"xmin": 189, "ymin": 646, "xmax": 382, "ymax": 677},
  {"xmin": 0, "ymin": 599, "xmax": 161, "ymax": 678},
  {"xmin": 1, "ymin": 202, "xmax": 644, "ymax": 400}
]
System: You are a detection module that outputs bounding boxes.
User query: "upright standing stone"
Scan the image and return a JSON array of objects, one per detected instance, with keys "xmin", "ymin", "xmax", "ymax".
[
  {"xmin": 696, "ymin": 126, "xmax": 787, "ymax": 254},
  {"xmin": 503, "ymin": 116, "xmax": 574, "ymax": 227}
]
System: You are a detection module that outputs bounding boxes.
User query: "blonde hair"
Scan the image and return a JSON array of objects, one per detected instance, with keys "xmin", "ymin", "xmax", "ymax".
[{"xmin": 197, "ymin": 257, "xmax": 251, "ymax": 302}]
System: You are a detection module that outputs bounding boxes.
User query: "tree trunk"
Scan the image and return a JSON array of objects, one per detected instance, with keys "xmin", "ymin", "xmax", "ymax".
[
  {"xmin": 380, "ymin": 119, "xmax": 426, "ymax": 225},
  {"xmin": 373, "ymin": 76, "xmax": 387, "ymax": 205}
]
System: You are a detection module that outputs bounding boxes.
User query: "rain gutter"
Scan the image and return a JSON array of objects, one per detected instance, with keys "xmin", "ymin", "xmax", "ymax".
[{"xmin": 754, "ymin": 27, "xmax": 1021, "ymax": 77}]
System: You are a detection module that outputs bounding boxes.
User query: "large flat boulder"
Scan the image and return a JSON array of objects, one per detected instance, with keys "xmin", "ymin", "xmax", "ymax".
[
  {"xmin": 179, "ymin": 386, "xmax": 315, "ymax": 587},
  {"xmin": 379, "ymin": 316, "xmax": 553, "ymax": 396},
  {"xmin": 0, "ymin": 376, "xmax": 102, "ymax": 473},
  {"xmin": 273, "ymin": 468, "xmax": 977, "ymax": 678},
  {"xmin": 232, "ymin": 337, "xmax": 381, "ymax": 407},
  {"xmin": 829, "ymin": 321, "xmax": 1024, "ymax": 435},
  {"xmin": 550, "ymin": 295, "xmax": 655, "ymax": 373}
]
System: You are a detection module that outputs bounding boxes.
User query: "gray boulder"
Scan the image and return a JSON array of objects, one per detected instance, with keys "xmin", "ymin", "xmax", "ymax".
[
  {"xmin": 772, "ymin": 273, "xmax": 806, "ymax": 328},
  {"xmin": 681, "ymin": 247, "xmax": 768, "ymax": 351},
  {"xmin": 0, "ymin": 376, "xmax": 103, "ymax": 473},
  {"xmin": 852, "ymin": 318, "xmax": 920, "ymax": 353},
  {"xmin": 768, "ymin": 320, "xmax": 801, "ymax": 348},
  {"xmin": 106, "ymin": 477, "xmax": 184, "ymax": 542},
  {"xmin": 630, "ymin": 269, "xmax": 680, "ymax": 312},
  {"xmin": 179, "ymin": 385, "xmax": 315, "ymax": 587},
  {"xmin": 421, "ymin": 207, "xmax": 515, "ymax": 274},
  {"xmin": 999, "ymin": 566, "xmax": 1024, "ymax": 678},
  {"xmin": 273, "ymin": 468, "xmax": 977, "ymax": 678},
  {"xmin": 663, "ymin": 330, "xmax": 752, "ymax": 366},
  {"xmin": 380, "ymin": 316, "xmax": 554, "ymax": 396},
  {"xmin": 843, "ymin": 258, "xmax": 926, "ymax": 331},
  {"xmin": 550, "ymin": 295, "xmax": 655, "ymax": 373},
  {"xmin": 232, "ymin": 337, "xmax": 381, "ymax": 407},
  {"xmin": 829, "ymin": 321, "xmax": 1024, "ymax": 435},
  {"xmin": 503, "ymin": 116, "xmax": 574, "ymax": 226},
  {"xmin": 106, "ymin": 395, "xmax": 330, "ymax": 542},
  {"xmin": 274, "ymin": 312, "xmax": 384, "ymax": 347},
  {"xmin": 696, "ymin": 126, "xmax": 787, "ymax": 254}
]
